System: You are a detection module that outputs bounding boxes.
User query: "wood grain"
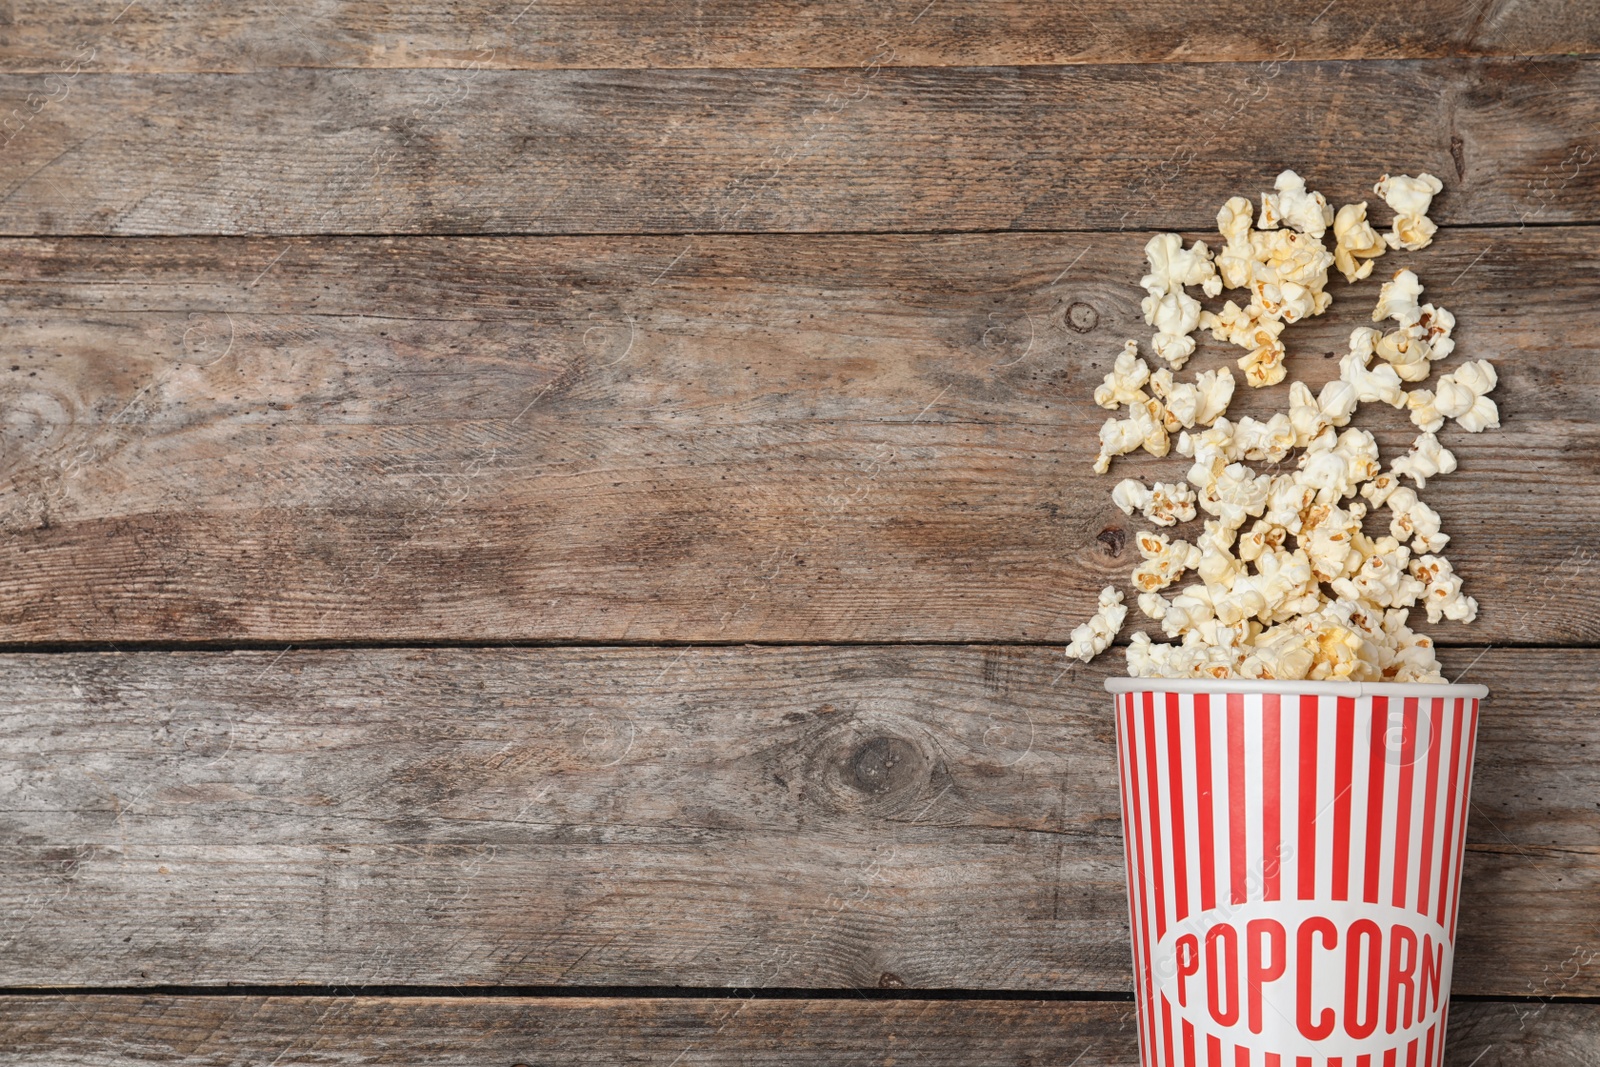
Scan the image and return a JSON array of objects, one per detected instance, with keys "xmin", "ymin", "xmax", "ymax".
[
  {"xmin": 1, "ymin": 0, "xmax": 1594, "ymax": 73},
  {"xmin": 0, "ymin": 995, "xmax": 1591, "ymax": 1066},
  {"xmin": 0, "ymin": 228, "xmax": 1593, "ymax": 645},
  {"xmin": 0, "ymin": 59, "xmax": 1596, "ymax": 236},
  {"xmin": 0, "ymin": 645, "xmax": 1593, "ymax": 993}
]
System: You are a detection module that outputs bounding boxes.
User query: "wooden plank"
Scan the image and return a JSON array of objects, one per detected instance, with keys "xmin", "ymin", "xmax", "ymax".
[
  {"xmin": 0, "ymin": 228, "xmax": 1593, "ymax": 645},
  {"xmin": 0, "ymin": 59, "xmax": 1596, "ymax": 236},
  {"xmin": 0, "ymin": 645, "xmax": 1593, "ymax": 993},
  {"xmin": 1, "ymin": 1, "xmax": 1595, "ymax": 73},
  {"xmin": 0, "ymin": 995, "xmax": 1591, "ymax": 1066}
]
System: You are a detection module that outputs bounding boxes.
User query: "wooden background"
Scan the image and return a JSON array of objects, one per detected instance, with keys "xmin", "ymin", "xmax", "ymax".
[{"xmin": 1, "ymin": 2, "xmax": 1597, "ymax": 1063}]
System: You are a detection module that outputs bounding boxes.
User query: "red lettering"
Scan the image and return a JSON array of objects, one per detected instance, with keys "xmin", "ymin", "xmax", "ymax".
[
  {"xmin": 1297, "ymin": 917, "xmax": 1338, "ymax": 1040},
  {"xmin": 1176, "ymin": 933, "xmax": 1200, "ymax": 1007},
  {"xmin": 1207, "ymin": 923, "xmax": 1241, "ymax": 1026},
  {"xmin": 1416, "ymin": 934, "xmax": 1445, "ymax": 1020},
  {"xmin": 1386, "ymin": 925, "xmax": 1419, "ymax": 1033},
  {"xmin": 1247, "ymin": 918, "xmax": 1287, "ymax": 1034},
  {"xmin": 1344, "ymin": 919, "xmax": 1383, "ymax": 1039}
]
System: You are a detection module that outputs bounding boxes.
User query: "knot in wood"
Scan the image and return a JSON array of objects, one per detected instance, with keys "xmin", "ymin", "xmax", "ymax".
[
  {"xmin": 1066, "ymin": 301, "xmax": 1099, "ymax": 333},
  {"xmin": 842, "ymin": 735, "xmax": 922, "ymax": 796}
]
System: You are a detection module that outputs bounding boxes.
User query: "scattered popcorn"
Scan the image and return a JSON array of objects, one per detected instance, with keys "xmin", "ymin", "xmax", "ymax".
[
  {"xmin": 1111, "ymin": 478, "xmax": 1198, "ymax": 527},
  {"xmin": 1200, "ymin": 299, "xmax": 1288, "ymax": 388},
  {"xmin": 1259, "ymin": 169, "xmax": 1334, "ymax": 238},
  {"xmin": 1065, "ymin": 586, "xmax": 1127, "ymax": 662},
  {"xmin": 1151, "ymin": 366, "xmax": 1234, "ymax": 429},
  {"xmin": 1431, "ymin": 358, "xmax": 1500, "ymax": 433},
  {"xmin": 1141, "ymin": 233, "xmax": 1223, "ymax": 299},
  {"xmin": 1230, "ymin": 413, "xmax": 1296, "ymax": 463},
  {"xmin": 1375, "ymin": 173, "xmax": 1444, "ymax": 251},
  {"xmin": 1198, "ymin": 462, "xmax": 1272, "ymax": 531},
  {"xmin": 1340, "ymin": 329, "xmax": 1407, "ymax": 408},
  {"xmin": 1372, "ymin": 269, "xmax": 1426, "ymax": 327},
  {"xmin": 1331, "ymin": 201, "xmax": 1386, "ymax": 283},
  {"xmin": 1132, "ymin": 531, "xmax": 1203, "ymax": 593},
  {"xmin": 1382, "ymin": 485, "xmax": 1449, "ymax": 554},
  {"xmin": 1390, "ymin": 432, "xmax": 1457, "ymax": 488},
  {"xmin": 1411, "ymin": 554, "xmax": 1478, "ymax": 624},
  {"xmin": 1140, "ymin": 234, "xmax": 1221, "ymax": 368},
  {"xmin": 1298, "ymin": 427, "xmax": 1381, "ymax": 504},
  {"xmin": 1079, "ymin": 168, "xmax": 1498, "ymax": 681},
  {"xmin": 1095, "ymin": 396, "xmax": 1170, "ymax": 474},
  {"xmin": 1094, "ymin": 340, "xmax": 1151, "ymax": 409}
]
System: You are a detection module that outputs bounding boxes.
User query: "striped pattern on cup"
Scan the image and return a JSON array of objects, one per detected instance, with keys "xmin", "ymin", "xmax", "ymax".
[{"xmin": 1114, "ymin": 689, "xmax": 1480, "ymax": 1067}]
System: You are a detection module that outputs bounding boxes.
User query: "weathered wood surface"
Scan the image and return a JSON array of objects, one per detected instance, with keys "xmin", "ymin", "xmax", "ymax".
[
  {"xmin": 0, "ymin": 59, "xmax": 1597, "ymax": 236},
  {"xmin": 0, "ymin": 646, "xmax": 1592, "ymax": 993},
  {"xmin": 2, "ymin": 1, "xmax": 1596, "ymax": 73},
  {"xmin": 0, "ymin": 996, "xmax": 1591, "ymax": 1066},
  {"xmin": 0, "ymin": 228, "xmax": 1593, "ymax": 645}
]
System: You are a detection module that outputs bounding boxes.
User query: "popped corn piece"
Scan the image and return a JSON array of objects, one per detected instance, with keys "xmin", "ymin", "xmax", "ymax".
[
  {"xmin": 1197, "ymin": 518, "xmax": 1239, "ymax": 557},
  {"xmin": 1411, "ymin": 554, "xmax": 1478, "ymax": 624},
  {"xmin": 1065, "ymin": 586, "xmax": 1127, "ymax": 662},
  {"xmin": 1230, "ymin": 413, "xmax": 1296, "ymax": 463},
  {"xmin": 1251, "ymin": 546, "xmax": 1319, "ymax": 619},
  {"xmin": 1157, "ymin": 481, "xmax": 1202, "ymax": 526},
  {"xmin": 1374, "ymin": 323, "xmax": 1435, "ymax": 382},
  {"xmin": 1378, "ymin": 613, "xmax": 1443, "ymax": 683},
  {"xmin": 1094, "ymin": 398, "xmax": 1169, "ymax": 474},
  {"xmin": 1405, "ymin": 388, "xmax": 1445, "ymax": 434},
  {"xmin": 1212, "ymin": 579, "xmax": 1269, "ymax": 627},
  {"xmin": 1317, "ymin": 377, "xmax": 1360, "ymax": 425},
  {"xmin": 1195, "ymin": 536, "xmax": 1243, "ymax": 589},
  {"xmin": 1383, "ymin": 485, "xmax": 1449, "ymax": 554},
  {"xmin": 1299, "ymin": 501, "xmax": 1367, "ymax": 582},
  {"xmin": 1094, "ymin": 339, "xmax": 1151, "ymax": 409},
  {"xmin": 1238, "ymin": 340, "xmax": 1289, "ymax": 388},
  {"xmin": 1094, "ymin": 416, "xmax": 1143, "ymax": 474},
  {"xmin": 1375, "ymin": 173, "xmax": 1444, "ymax": 251},
  {"xmin": 1417, "ymin": 303, "xmax": 1457, "ymax": 361},
  {"xmin": 1251, "ymin": 227, "xmax": 1335, "ymax": 292},
  {"xmin": 1241, "ymin": 623, "xmax": 1319, "ymax": 681},
  {"xmin": 1197, "ymin": 462, "xmax": 1272, "ymax": 530},
  {"xmin": 1297, "ymin": 427, "xmax": 1380, "ymax": 504},
  {"xmin": 1151, "ymin": 366, "xmax": 1235, "ymax": 429},
  {"xmin": 1200, "ymin": 299, "xmax": 1288, "ymax": 388},
  {"xmin": 1433, "ymin": 358, "xmax": 1501, "ymax": 433},
  {"xmin": 1159, "ymin": 584, "xmax": 1217, "ymax": 638},
  {"xmin": 1340, "ymin": 329, "xmax": 1406, "ymax": 408},
  {"xmin": 1259, "ymin": 169, "xmax": 1334, "ymax": 238},
  {"xmin": 1111, "ymin": 478, "xmax": 1198, "ymax": 527},
  {"xmin": 1264, "ymin": 473, "xmax": 1316, "ymax": 533},
  {"xmin": 1137, "ymin": 592, "xmax": 1169, "ymax": 621},
  {"xmin": 1132, "ymin": 531, "xmax": 1203, "ymax": 593},
  {"xmin": 1110, "ymin": 478, "xmax": 1149, "ymax": 517},
  {"xmin": 1143, "ymin": 289, "xmax": 1203, "ymax": 368},
  {"xmin": 1359, "ymin": 470, "xmax": 1402, "ymax": 508},
  {"xmin": 1332, "ymin": 201, "xmax": 1386, "ymax": 283},
  {"xmin": 1214, "ymin": 196, "xmax": 1257, "ymax": 289},
  {"xmin": 1141, "ymin": 233, "xmax": 1223, "ymax": 300},
  {"xmin": 1374, "ymin": 301, "xmax": 1455, "ymax": 383},
  {"xmin": 1178, "ymin": 418, "xmax": 1242, "ymax": 490},
  {"xmin": 1330, "ymin": 537, "xmax": 1424, "ymax": 608},
  {"xmin": 1390, "ymin": 432, "xmax": 1458, "ymax": 488},
  {"xmin": 1372, "ymin": 269, "xmax": 1426, "ymax": 327},
  {"xmin": 1237, "ymin": 518, "xmax": 1289, "ymax": 563}
]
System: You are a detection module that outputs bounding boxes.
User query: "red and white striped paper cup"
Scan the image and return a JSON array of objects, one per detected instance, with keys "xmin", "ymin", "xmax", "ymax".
[{"xmin": 1106, "ymin": 678, "xmax": 1487, "ymax": 1067}]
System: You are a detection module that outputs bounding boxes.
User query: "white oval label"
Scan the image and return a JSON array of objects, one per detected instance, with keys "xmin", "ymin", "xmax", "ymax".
[{"xmin": 1151, "ymin": 900, "xmax": 1452, "ymax": 1059}]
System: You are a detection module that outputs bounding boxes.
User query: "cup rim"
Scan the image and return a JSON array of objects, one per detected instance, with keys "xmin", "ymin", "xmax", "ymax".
[{"xmin": 1104, "ymin": 677, "xmax": 1488, "ymax": 699}]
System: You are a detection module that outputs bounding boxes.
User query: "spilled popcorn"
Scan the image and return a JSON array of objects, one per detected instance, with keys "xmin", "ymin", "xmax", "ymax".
[{"xmin": 1071, "ymin": 169, "xmax": 1497, "ymax": 682}]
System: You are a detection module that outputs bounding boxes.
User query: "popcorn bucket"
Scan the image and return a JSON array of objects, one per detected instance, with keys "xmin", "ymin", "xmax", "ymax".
[{"xmin": 1105, "ymin": 678, "xmax": 1487, "ymax": 1067}]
